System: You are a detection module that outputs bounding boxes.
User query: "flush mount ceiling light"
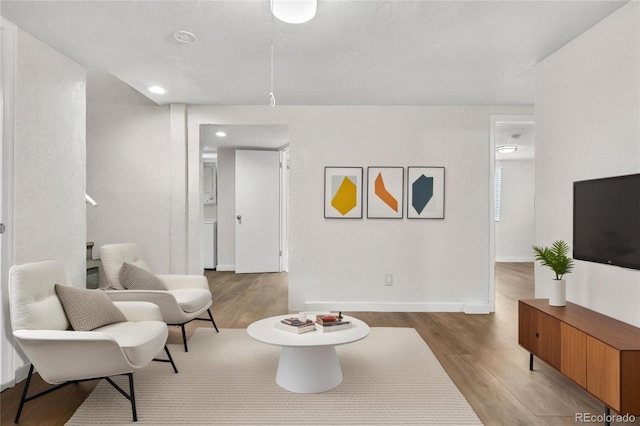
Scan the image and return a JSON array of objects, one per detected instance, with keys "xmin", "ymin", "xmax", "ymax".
[
  {"xmin": 496, "ymin": 144, "xmax": 518, "ymax": 154},
  {"xmin": 173, "ymin": 30, "xmax": 196, "ymax": 44},
  {"xmin": 202, "ymin": 152, "xmax": 218, "ymax": 161},
  {"xmin": 215, "ymin": 131, "xmax": 227, "ymax": 138},
  {"xmin": 148, "ymin": 86, "xmax": 167, "ymax": 95},
  {"xmin": 271, "ymin": 0, "xmax": 317, "ymax": 24}
]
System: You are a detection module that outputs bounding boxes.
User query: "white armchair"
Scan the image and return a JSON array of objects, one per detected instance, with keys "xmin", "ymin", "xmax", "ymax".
[
  {"xmin": 9, "ymin": 259, "xmax": 177, "ymax": 423},
  {"xmin": 99, "ymin": 243, "xmax": 218, "ymax": 352}
]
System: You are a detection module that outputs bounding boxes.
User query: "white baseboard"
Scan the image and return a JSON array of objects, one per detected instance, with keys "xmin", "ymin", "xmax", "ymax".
[
  {"xmin": 1, "ymin": 363, "xmax": 30, "ymax": 391},
  {"xmin": 16, "ymin": 363, "xmax": 30, "ymax": 382},
  {"xmin": 463, "ymin": 303, "xmax": 493, "ymax": 314},
  {"xmin": 303, "ymin": 301, "xmax": 493, "ymax": 314},
  {"xmin": 0, "ymin": 379, "xmax": 14, "ymax": 392},
  {"xmin": 495, "ymin": 257, "xmax": 534, "ymax": 263},
  {"xmin": 215, "ymin": 264, "xmax": 235, "ymax": 272}
]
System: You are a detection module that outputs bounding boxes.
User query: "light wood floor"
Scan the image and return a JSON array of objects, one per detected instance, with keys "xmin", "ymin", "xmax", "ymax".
[{"xmin": 2, "ymin": 263, "xmax": 638, "ymax": 425}]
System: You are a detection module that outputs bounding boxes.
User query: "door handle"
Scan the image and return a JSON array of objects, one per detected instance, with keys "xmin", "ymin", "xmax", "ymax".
[{"xmin": 237, "ymin": 215, "xmax": 242, "ymax": 224}]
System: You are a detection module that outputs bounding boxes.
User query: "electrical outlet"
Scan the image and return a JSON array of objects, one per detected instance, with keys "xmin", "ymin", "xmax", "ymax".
[{"xmin": 384, "ymin": 273, "xmax": 393, "ymax": 286}]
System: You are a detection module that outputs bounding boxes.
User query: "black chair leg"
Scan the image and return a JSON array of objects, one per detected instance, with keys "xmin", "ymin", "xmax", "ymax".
[
  {"xmin": 153, "ymin": 345, "xmax": 179, "ymax": 373},
  {"xmin": 180, "ymin": 324, "xmax": 188, "ymax": 352},
  {"xmin": 106, "ymin": 373, "xmax": 138, "ymax": 422},
  {"xmin": 128, "ymin": 373, "xmax": 137, "ymax": 422},
  {"xmin": 177, "ymin": 308, "xmax": 217, "ymax": 353},
  {"xmin": 207, "ymin": 309, "xmax": 219, "ymax": 332},
  {"xmin": 14, "ymin": 364, "xmax": 34, "ymax": 423},
  {"xmin": 165, "ymin": 346, "xmax": 178, "ymax": 373},
  {"xmin": 20, "ymin": 369, "xmax": 137, "ymax": 423}
]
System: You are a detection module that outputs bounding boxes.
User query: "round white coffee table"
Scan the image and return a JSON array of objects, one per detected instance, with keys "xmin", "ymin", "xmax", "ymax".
[{"xmin": 247, "ymin": 315, "xmax": 369, "ymax": 393}]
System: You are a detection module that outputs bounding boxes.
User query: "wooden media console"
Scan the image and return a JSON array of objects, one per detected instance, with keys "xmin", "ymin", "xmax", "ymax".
[{"xmin": 518, "ymin": 299, "xmax": 640, "ymax": 418}]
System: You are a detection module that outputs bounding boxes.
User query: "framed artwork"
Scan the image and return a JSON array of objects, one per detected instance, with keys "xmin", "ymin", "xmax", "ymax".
[
  {"xmin": 407, "ymin": 167, "xmax": 445, "ymax": 219},
  {"xmin": 324, "ymin": 167, "xmax": 363, "ymax": 218},
  {"xmin": 367, "ymin": 167, "xmax": 404, "ymax": 219}
]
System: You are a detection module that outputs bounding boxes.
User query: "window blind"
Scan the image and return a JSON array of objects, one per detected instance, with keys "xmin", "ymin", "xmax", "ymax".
[{"xmin": 495, "ymin": 167, "xmax": 502, "ymax": 221}]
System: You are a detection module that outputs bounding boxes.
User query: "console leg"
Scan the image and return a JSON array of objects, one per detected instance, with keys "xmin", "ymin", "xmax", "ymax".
[
  {"xmin": 604, "ymin": 406, "xmax": 610, "ymax": 426},
  {"xmin": 529, "ymin": 353, "xmax": 534, "ymax": 370}
]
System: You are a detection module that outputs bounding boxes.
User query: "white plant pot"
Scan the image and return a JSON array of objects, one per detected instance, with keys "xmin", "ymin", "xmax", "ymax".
[{"xmin": 549, "ymin": 279, "xmax": 566, "ymax": 306}]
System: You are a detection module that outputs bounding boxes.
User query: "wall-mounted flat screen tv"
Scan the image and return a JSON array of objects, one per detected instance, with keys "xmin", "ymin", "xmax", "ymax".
[{"xmin": 573, "ymin": 173, "xmax": 640, "ymax": 270}]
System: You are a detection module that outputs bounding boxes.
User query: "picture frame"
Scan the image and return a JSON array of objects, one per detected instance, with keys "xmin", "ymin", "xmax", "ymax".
[
  {"xmin": 407, "ymin": 167, "xmax": 445, "ymax": 219},
  {"xmin": 324, "ymin": 167, "xmax": 363, "ymax": 218},
  {"xmin": 367, "ymin": 167, "xmax": 404, "ymax": 219}
]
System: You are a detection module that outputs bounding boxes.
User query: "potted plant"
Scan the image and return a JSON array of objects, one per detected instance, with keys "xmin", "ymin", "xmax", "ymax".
[{"xmin": 532, "ymin": 240, "xmax": 574, "ymax": 306}]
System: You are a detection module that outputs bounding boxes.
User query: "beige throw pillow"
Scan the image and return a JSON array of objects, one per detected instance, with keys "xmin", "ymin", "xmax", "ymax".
[
  {"xmin": 54, "ymin": 284, "xmax": 127, "ymax": 331},
  {"xmin": 119, "ymin": 261, "xmax": 166, "ymax": 290}
]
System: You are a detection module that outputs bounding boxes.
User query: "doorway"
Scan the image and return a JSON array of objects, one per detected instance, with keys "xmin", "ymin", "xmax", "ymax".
[
  {"xmin": 490, "ymin": 114, "xmax": 535, "ymax": 311},
  {"xmin": 199, "ymin": 124, "xmax": 290, "ymax": 273}
]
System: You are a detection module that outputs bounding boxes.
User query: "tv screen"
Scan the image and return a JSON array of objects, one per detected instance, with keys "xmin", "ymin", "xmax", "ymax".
[{"xmin": 573, "ymin": 173, "xmax": 640, "ymax": 270}]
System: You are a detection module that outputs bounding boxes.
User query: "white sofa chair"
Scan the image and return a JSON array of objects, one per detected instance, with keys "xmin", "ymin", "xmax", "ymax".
[
  {"xmin": 9, "ymin": 259, "xmax": 177, "ymax": 423},
  {"xmin": 99, "ymin": 243, "xmax": 218, "ymax": 352}
]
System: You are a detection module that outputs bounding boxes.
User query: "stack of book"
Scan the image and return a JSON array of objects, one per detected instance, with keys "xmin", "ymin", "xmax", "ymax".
[
  {"xmin": 315, "ymin": 314, "xmax": 352, "ymax": 332},
  {"xmin": 274, "ymin": 317, "xmax": 316, "ymax": 334}
]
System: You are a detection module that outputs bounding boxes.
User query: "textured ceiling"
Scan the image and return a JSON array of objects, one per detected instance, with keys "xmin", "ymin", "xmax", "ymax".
[
  {"xmin": 1, "ymin": 0, "xmax": 629, "ymax": 107},
  {"xmin": 2, "ymin": 1, "xmax": 628, "ymax": 157}
]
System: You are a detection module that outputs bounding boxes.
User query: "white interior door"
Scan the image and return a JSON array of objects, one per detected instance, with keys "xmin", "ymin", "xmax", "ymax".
[{"xmin": 235, "ymin": 150, "xmax": 280, "ymax": 273}]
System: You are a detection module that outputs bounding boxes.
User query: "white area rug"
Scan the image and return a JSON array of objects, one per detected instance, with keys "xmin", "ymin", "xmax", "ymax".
[{"xmin": 67, "ymin": 328, "xmax": 482, "ymax": 425}]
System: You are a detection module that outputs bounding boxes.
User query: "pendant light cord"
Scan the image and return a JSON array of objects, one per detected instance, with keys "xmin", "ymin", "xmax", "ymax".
[
  {"xmin": 269, "ymin": 0, "xmax": 276, "ymax": 107},
  {"xmin": 270, "ymin": 45, "xmax": 276, "ymax": 107}
]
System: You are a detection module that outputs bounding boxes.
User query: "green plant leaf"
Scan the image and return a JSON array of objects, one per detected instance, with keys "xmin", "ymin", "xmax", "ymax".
[{"xmin": 532, "ymin": 240, "xmax": 574, "ymax": 280}]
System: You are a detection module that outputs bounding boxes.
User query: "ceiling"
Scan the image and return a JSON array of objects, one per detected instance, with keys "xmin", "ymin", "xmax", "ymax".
[
  {"xmin": 0, "ymin": 0, "xmax": 627, "ymax": 156},
  {"xmin": 1, "ymin": 0, "xmax": 628, "ymax": 107}
]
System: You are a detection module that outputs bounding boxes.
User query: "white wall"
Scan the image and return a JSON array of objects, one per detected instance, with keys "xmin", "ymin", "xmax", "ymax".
[
  {"xmin": 86, "ymin": 82, "xmax": 173, "ymax": 274},
  {"xmin": 215, "ymin": 148, "xmax": 235, "ymax": 271},
  {"xmin": 0, "ymin": 16, "xmax": 15, "ymax": 394},
  {"xmin": 187, "ymin": 105, "xmax": 532, "ymax": 312},
  {"xmin": 13, "ymin": 29, "xmax": 86, "ymax": 282},
  {"xmin": 535, "ymin": 1, "xmax": 640, "ymax": 326},
  {"xmin": 495, "ymin": 159, "xmax": 535, "ymax": 262},
  {"xmin": 3, "ymin": 25, "xmax": 86, "ymax": 388}
]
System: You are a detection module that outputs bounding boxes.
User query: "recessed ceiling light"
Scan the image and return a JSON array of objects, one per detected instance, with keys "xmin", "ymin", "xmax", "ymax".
[
  {"xmin": 496, "ymin": 145, "xmax": 518, "ymax": 154},
  {"xmin": 173, "ymin": 31, "xmax": 196, "ymax": 44},
  {"xmin": 148, "ymin": 86, "xmax": 167, "ymax": 95},
  {"xmin": 215, "ymin": 131, "xmax": 227, "ymax": 138}
]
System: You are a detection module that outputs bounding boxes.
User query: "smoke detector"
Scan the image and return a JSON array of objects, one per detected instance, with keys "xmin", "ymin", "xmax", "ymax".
[{"xmin": 173, "ymin": 31, "xmax": 196, "ymax": 44}]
